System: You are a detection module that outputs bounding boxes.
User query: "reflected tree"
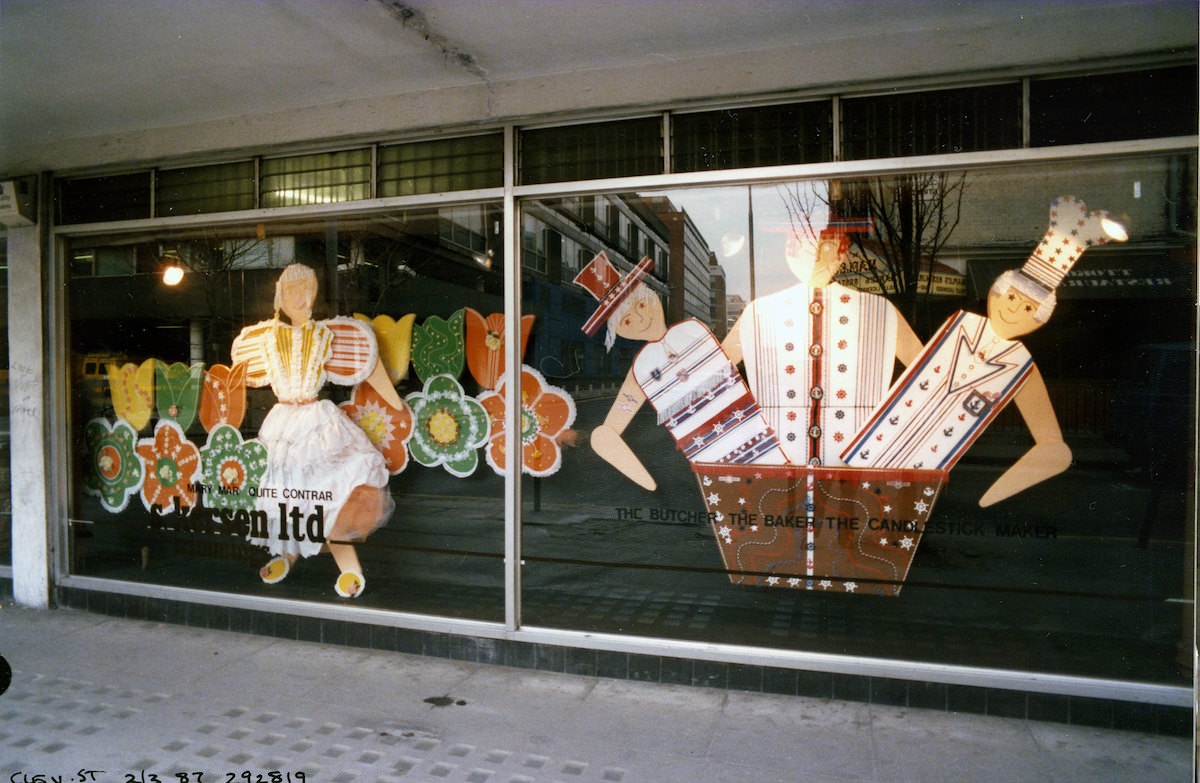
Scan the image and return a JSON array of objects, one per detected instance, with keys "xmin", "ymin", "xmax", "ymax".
[{"xmin": 779, "ymin": 172, "xmax": 967, "ymax": 333}]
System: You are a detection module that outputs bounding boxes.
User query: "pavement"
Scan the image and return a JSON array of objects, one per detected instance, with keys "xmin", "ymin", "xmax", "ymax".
[{"xmin": 0, "ymin": 604, "xmax": 1193, "ymax": 783}]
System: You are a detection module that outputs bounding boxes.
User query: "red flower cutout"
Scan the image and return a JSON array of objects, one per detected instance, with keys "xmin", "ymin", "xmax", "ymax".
[
  {"xmin": 339, "ymin": 382, "xmax": 414, "ymax": 475},
  {"xmin": 136, "ymin": 420, "xmax": 201, "ymax": 512},
  {"xmin": 479, "ymin": 365, "xmax": 575, "ymax": 477}
]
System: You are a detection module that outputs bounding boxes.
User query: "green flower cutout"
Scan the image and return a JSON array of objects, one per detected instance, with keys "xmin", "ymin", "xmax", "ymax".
[
  {"xmin": 200, "ymin": 424, "xmax": 268, "ymax": 512},
  {"xmin": 405, "ymin": 373, "xmax": 488, "ymax": 477},
  {"xmin": 84, "ymin": 418, "xmax": 144, "ymax": 513},
  {"xmin": 411, "ymin": 309, "xmax": 465, "ymax": 383},
  {"xmin": 155, "ymin": 360, "xmax": 204, "ymax": 430}
]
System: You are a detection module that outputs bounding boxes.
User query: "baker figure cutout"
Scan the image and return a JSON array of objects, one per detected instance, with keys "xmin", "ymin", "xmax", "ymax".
[{"xmin": 844, "ymin": 196, "xmax": 1128, "ymax": 506}]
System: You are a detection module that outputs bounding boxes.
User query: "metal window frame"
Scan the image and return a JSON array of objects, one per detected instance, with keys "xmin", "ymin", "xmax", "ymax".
[{"xmin": 44, "ymin": 126, "xmax": 1197, "ymax": 709}]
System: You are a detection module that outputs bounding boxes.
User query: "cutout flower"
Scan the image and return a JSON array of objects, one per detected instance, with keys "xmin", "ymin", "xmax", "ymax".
[
  {"xmin": 340, "ymin": 381, "xmax": 414, "ymax": 474},
  {"xmin": 155, "ymin": 360, "xmax": 204, "ymax": 430},
  {"xmin": 136, "ymin": 419, "xmax": 201, "ymax": 512},
  {"xmin": 106, "ymin": 359, "xmax": 155, "ymax": 431},
  {"xmin": 354, "ymin": 312, "xmax": 416, "ymax": 384},
  {"xmin": 200, "ymin": 424, "xmax": 267, "ymax": 512},
  {"xmin": 411, "ymin": 309, "xmax": 466, "ymax": 383},
  {"xmin": 405, "ymin": 374, "xmax": 488, "ymax": 477},
  {"xmin": 198, "ymin": 363, "xmax": 248, "ymax": 432},
  {"xmin": 83, "ymin": 418, "xmax": 144, "ymax": 512},
  {"xmin": 464, "ymin": 309, "xmax": 536, "ymax": 390},
  {"xmin": 479, "ymin": 365, "xmax": 576, "ymax": 477}
]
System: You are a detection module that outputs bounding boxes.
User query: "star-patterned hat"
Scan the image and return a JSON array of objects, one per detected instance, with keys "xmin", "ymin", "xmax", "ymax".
[
  {"xmin": 573, "ymin": 251, "xmax": 656, "ymax": 337},
  {"xmin": 1021, "ymin": 195, "xmax": 1127, "ymax": 292}
]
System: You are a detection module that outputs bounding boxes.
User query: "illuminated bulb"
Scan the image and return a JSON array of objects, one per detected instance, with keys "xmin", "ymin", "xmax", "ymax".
[
  {"xmin": 1100, "ymin": 217, "xmax": 1128, "ymax": 243},
  {"xmin": 162, "ymin": 264, "xmax": 184, "ymax": 286}
]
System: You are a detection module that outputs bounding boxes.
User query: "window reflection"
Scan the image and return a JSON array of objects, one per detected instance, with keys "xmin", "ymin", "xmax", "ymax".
[
  {"xmin": 67, "ymin": 205, "xmax": 508, "ymax": 619},
  {"xmin": 520, "ymin": 155, "xmax": 1195, "ymax": 685}
]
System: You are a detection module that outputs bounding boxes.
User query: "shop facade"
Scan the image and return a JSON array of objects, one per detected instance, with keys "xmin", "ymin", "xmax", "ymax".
[{"xmin": 2, "ymin": 18, "xmax": 1196, "ymax": 732}]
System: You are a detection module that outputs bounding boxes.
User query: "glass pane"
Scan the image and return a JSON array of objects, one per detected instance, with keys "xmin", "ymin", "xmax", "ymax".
[
  {"xmin": 521, "ymin": 152, "xmax": 1194, "ymax": 686},
  {"xmin": 0, "ymin": 230, "xmax": 7, "ymax": 567},
  {"xmin": 379, "ymin": 134, "xmax": 503, "ymax": 197},
  {"xmin": 520, "ymin": 118, "xmax": 663, "ymax": 185},
  {"xmin": 158, "ymin": 161, "xmax": 256, "ymax": 216},
  {"xmin": 672, "ymin": 101, "xmax": 833, "ymax": 172},
  {"xmin": 57, "ymin": 172, "xmax": 153, "ymax": 224},
  {"xmin": 260, "ymin": 150, "xmax": 371, "ymax": 207},
  {"xmin": 841, "ymin": 84, "xmax": 1022, "ymax": 159},
  {"xmin": 66, "ymin": 204, "xmax": 507, "ymax": 619},
  {"xmin": 1031, "ymin": 66, "xmax": 1199, "ymax": 146}
]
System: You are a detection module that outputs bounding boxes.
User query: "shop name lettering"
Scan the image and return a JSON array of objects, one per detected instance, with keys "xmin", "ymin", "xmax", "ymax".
[
  {"xmin": 613, "ymin": 508, "xmax": 1056, "ymax": 538},
  {"xmin": 147, "ymin": 484, "xmax": 331, "ymax": 543}
]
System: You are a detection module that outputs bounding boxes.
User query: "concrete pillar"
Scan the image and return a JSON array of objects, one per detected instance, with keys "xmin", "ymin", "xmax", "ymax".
[{"xmin": 8, "ymin": 223, "xmax": 50, "ymax": 607}]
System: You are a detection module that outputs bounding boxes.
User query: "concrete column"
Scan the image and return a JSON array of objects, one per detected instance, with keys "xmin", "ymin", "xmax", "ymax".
[{"xmin": 8, "ymin": 224, "xmax": 50, "ymax": 607}]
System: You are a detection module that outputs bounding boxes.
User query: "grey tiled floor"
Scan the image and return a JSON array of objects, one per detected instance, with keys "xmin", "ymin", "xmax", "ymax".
[{"xmin": 0, "ymin": 604, "xmax": 1192, "ymax": 783}]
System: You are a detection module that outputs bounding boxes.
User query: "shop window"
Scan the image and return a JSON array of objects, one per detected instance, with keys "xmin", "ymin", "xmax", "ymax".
[
  {"xmin": 519, "ymin": 118, "xmax": 663, "ymax": 185},
  {"xmin": 672, "ymin": 101, "xmax": 833, "ymax": 172},
  {"xmin": 57, "ymin": 172, "xmax": 152, "ymax": 225},
  {"xmin": 65, "ymin": 205, "xmax": 507, "ymax": 619},
  {"xmin": 260, "ymin": 149, "xmax": 371, "ymax": 208},
  {"xmin": 841, "ymin": 84, "xmax": 1022, "ymax": 159},
  {"xmin": 520, "ymin": 153, "xmax": 1194, "ymax": 687},
  {"xmin": 158, "ymin": 161, "xmax": 256, "ymax": 216},
  {"xmin": 1030, "ymin": 65, "xmax": 1199, "ymax": 146},
  {"xmin": 0, "ymin": 231, "xmax": 7, "ymax": 567},
  {"xmin": 379, "ymin": 134, "xmax": 503, "ymax": 197}
]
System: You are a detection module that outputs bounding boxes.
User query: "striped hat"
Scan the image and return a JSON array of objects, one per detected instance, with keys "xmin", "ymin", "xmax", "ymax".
[
  {"xmin": 573, "ymin": 251, "xmax": 656, "ymax": 337},
  {"xmin": 1021, "ymin": 196, "xmax": 1127, "ymax": 293}
]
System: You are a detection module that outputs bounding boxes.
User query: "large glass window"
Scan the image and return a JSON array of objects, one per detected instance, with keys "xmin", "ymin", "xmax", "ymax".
[
  {"xmin": 0, "ymin": 230, "xmax": 7, "ymax": 568},
  {"xmin": 519, "ymin": 153, "xmax": 1195, "ymax": 686},
  {"xmin": 66, "ymin": 204, "xmax": 508, "ymax": 619}
]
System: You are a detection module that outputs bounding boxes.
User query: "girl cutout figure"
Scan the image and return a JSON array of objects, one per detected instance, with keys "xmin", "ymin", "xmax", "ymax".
[{"xmin": 232, "ymin": 264, "xmax": 401, "ymax": 597}]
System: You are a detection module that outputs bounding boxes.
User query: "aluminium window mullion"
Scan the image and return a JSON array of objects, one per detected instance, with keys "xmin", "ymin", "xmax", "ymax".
[{"xmin": 503, "ymin": 123, "xmax": 522, "ymax": 633}]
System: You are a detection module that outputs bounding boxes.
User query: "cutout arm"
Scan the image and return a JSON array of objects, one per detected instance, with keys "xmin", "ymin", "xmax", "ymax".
[
  {"xmin": 721, "ymin": 315, "xmax": 744, "ymax": 367},
  {"xmin": 978, "ymin": 365, "xmax": 1072, "ymax": 507},
  {"xmin": 894, "ymin": 314, "xmax": 923, "ymax": 368},
  {"xmin": 591, "ymin": 369, "xmax": 656, "ymax": 491},
  {"xmin": 365, "ymin": 359, "xmax": 405, "ymax": 410}
]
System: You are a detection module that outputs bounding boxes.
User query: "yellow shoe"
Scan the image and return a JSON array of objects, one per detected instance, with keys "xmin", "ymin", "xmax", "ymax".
[
  {"xmin": 260, "ymin": 555, "xmax": 291, "ymax": 584},
  {"xmin": 335, "ymin": 570, "xmax": 365, "ymax": 598}
]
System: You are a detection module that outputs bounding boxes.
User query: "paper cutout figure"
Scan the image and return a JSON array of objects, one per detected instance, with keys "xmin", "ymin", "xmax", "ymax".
[
  {"xmin": 231, "ymin": 263, "xmax": 402, "ymax": 598},
  {"xmin": 155, "ymin": 360, "xmax": 204, "ymax": 430},
  {"xmin": 405, "ymin": 373, "xmax": 489, "ymax": 477},
  {"xmin": 575, "ymin": 253, "xmax": 787, "ymax": 491},
  {"xmin": 136, "ymin": 419, "xmax": 202, "ymax": 513},
  {"xmin": 339, "ymin": 381, "xmax": 414, "ymax": 475},
  {"xmin": 354, "ymin": 312, "xmax": 416, "ymax": 385},
  {"xmin": 694, "ymin": 463, "xmax": 944, "ymax": 596},
  {"xmin": 200, "ymin": 424, "xmax": 267, "ymax": 513},
  {"xmin": 722, "ymin": 231, "xmax": 922, "ymax": 466},
  {"xmin": 479, "ymin": 364, "xmax": 576, "ymax": 477},
  {"xmin": 198, "ymin": 362, "xmax": 248, "ymax": 432},
  {"xmin": 83, "ymin": 418, "xmax": 144, "ymax": 513},
  {"xmin": 464, "ymin": 309, "xmax": 535, "ymax": 390},
  {"xmin": 107, "ymin": 359, "xmax": 156, "ymax": 431},
  {"xmin": 411, "ymin": 309, "xmax": 466, "ymax": 383},
  {"xmin": 845, "ymin": 196, "xmax": 1128, "ymax": 507}
]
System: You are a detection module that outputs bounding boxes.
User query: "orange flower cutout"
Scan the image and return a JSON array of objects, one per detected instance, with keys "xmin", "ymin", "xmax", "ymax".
[
  {"xmin": 464, "ymin": 309, "xmax": 535, "ymax": 390},
  {"xmin": 199, "ymin": 362, "xmax": 248, "ymax": 432},
  {"xmin": 479, "ymin": 365, "xmax": 575, "ymax": 477},
  {"xmin": 136, "ymin": 420, "xmax": 201, "ymax": 513},
  {"xmin": 339, "ymin": 381, "xmax": 414, "ymax": 474}
]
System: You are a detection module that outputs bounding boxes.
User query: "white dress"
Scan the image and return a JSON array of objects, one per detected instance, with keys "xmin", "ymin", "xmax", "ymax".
[{"xmin": 232, "ymin": 316, "xmax": 391, "ymax": 558}]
